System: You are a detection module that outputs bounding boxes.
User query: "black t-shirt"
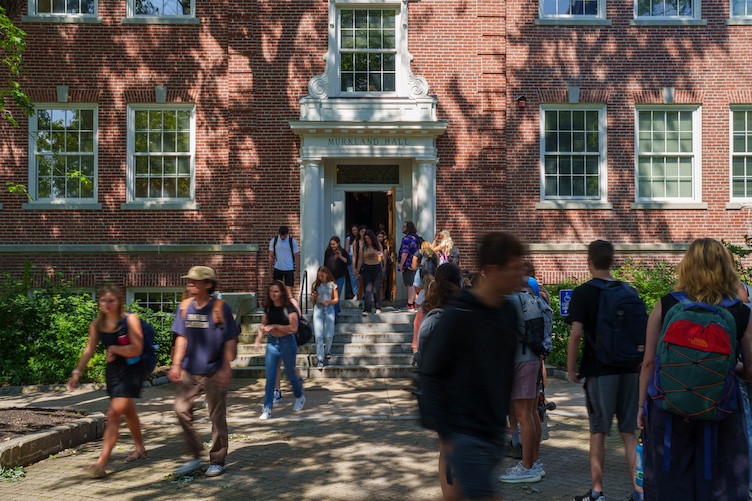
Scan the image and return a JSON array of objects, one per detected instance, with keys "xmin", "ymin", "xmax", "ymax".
[
  {"xmin": 567, "ymin": 278, "xmax": 639, "ymax": 377},
  {"xmin": 660, "ymin": 294, "xmax": 750, "ymax": 340},
  {"xmin": 265, "ymin": 304, "xmax": 292, "ymax": 326},
  {"xmin": 324, "ymin": 247, "xmax": 350, "ymax": 280}
]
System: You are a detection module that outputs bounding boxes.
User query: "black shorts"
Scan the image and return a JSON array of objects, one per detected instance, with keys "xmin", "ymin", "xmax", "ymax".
[{"xmin": 273, "ymin": 268, "xmax": 295, "ymax": 287}]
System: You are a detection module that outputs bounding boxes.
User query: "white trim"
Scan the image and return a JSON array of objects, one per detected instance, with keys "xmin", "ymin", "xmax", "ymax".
[
  {"xmin": 539, "ymin": 0, "xmax": 606, "ymax": 19},
  {"xmin": 27, "ymin": 103, "xmax": 99, "ymax": 205},
  {"xmin": 633, "ymin": 0, "xmax": 700, "ymax": 20},
  {"xmin": 127, "ymin": 287, "xmax": 184, "ymax": 314},
  {"xmin": 125, "ymin": 0, "xmax": 196, "ymax": 20},
  {"xmin": 27, "ymin": 0, "xmax": 98, "ymax": 17},
  {"xmin": 126, "ymin": 104, "xmax": 196, "ymax": 203},
  {"xmin": 539, "ymin": 104, "xmax": 608, "ymax": 203},
  {"xmin": 634, "ymin": 105, "xmax": 702, "ymax": 203},
  {"xmin": 729, "ymin": 105, "xmax": 752, "ymax": 202},
  {"xmin": 730, "ymin": 0, "xmax": 752, "ymax": 18}
]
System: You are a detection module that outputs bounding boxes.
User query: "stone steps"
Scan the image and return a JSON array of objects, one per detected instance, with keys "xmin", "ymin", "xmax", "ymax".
[{"xmin": 232, "ymin": 306, "xmax": 417, "ymax": 378}]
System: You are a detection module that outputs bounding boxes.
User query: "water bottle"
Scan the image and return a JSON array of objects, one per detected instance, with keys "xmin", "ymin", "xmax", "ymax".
[
  {"xmin": 635, "ymin": 431, "xmax": 644, "ymax": 488},
  {"xmin": 117, "ymin": 332, "xmax": 141, "ymax": 365}
]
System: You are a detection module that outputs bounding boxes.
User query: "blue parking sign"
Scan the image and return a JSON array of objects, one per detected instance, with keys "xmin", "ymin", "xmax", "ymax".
[{"xmin": 559, "ymin": 289, "xmax": 573, "ymax": 317}]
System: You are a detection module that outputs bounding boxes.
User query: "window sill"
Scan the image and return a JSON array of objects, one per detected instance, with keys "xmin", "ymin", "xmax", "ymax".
[
  {"xmin": 120, "ymin": 201, "xmax": 199, "ymax": 210},
  {"xmin": 630, "ymin": 19, "xmax": 707, "ymax": 26},
  {"xmin": 726, "ymin": 202, "xmax": 752, "ymax": 209},
  {"xmin": 535, "ymin": 18, "xmax": 612, "ymax": 26},
  {"xmin": 22, "ymin": 202, "xmax": 102, "ymax": 210},
  {"xmin": 536, "ymin": 201, "xmax": 613, "ymax": 210},
  {"xmin": 21, "ymin": 15, "xmax": 103, "ymax": 24},
  {"xmin": 630, "ymin": 202, "xmax": 708, "ymax": 210},
  {"xmin": 726, "ymin": 18, "xmax": 752, "ymax": 25},
  {"xmin": 121, "ymin": 16, "xmax": 200, "ymax": 25}
]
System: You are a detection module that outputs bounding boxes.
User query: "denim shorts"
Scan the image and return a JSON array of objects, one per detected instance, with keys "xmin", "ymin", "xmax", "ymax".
[{"xmin": 445, "ymin": 433, "xmax": 504, "ymax": 499}]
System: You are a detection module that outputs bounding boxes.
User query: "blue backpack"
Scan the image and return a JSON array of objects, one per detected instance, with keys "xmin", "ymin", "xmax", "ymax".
[
  {"xmin": 122, "ymin": 314, "xmax": 158, "ymax": 378},
  {"xmin": 591, "ymin": 280, "xmax": 648, "ymax": 368}
]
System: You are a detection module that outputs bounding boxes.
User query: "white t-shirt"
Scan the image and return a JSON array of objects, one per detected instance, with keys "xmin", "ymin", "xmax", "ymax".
[{"xmin": 269, "ymin": 235, "xmax": 299, "ymax": 271}]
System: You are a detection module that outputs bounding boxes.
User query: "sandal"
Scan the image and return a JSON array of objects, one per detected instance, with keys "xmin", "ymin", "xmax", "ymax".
[
  {"xmin": 125, "ymin": 450, "xmax": 149, "ymax": 463},
  {"xmin": 83, "ymin": 464, "xmax": 107, "ymax": 478}
]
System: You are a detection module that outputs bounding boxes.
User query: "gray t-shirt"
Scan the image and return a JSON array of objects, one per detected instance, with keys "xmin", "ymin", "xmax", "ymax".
[
  {"xmin": 269, "ymin": 235, "xmax": 299, "ymax": 271},
  {"xmin": 315, "ymin": 281, "xmax": 337, "ymax": 308}
]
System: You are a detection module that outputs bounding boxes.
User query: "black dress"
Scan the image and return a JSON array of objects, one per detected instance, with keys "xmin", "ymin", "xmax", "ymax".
[{"xmin": 99, "ymin": 318, "xmax": 144, "ymax": 399}]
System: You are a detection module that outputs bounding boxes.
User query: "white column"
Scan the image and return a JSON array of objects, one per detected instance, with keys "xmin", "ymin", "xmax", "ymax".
[
  {"xmin": 413, "ymin": 159, "xmax": 437, "ymax": 242},
  {"xmin": 300, "ymin": 158, "xmax": 323, "ymax": 300}
]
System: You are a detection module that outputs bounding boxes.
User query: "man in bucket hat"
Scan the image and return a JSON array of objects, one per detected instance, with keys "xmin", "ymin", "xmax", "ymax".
[{"xmin": 169, "ymin": 266, "xmax": 239, "ymax": 477}]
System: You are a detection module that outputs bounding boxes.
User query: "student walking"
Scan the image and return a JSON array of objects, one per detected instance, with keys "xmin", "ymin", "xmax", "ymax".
[
  {"xmin": 169, "ymin": 267, "xmax": 239, "ymax": 478},
  {"xmin": 420, "ymin": 232, "xmax": 525, "ymax": 501},
  {"xmin": 311, "ymin": 266, "xmax": 339, "ymax": 370},
  {"xmin": 398, "ymin": 221, "xmax": 421, "ymax": 310},
  {"xmin": 566, "ymin": 241, "xmax": 644, "ymax": 501},
  {"xmin": 638, "ymin": 238, "xmax": 752, "ymax": 501},
  {"xmin": 357, "ymin": 229, "xmax": 384, "ymax": 316},
  {"xmin": 254, "ymin": 281, "xmax": 306, "ymax": 420},
  {"xmin": 268, "ymin": 226, "xmax": 299, "ymax": 298},
  {"xmin": 323, "ymin": 236, "xmax": 350, "ymax": 320},
  {"xmin": 68, "ymin": 284, "xmax": 148, "ymax": 478}
]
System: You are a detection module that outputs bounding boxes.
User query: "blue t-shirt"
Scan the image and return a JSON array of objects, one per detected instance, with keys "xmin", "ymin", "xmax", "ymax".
[{"xmin": 171, "ymin": 298, "xmax": 239, "ymax": 375}]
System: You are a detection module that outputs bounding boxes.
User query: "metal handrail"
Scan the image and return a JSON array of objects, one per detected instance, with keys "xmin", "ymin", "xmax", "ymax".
[{"xmin": 300, "ymin": 269, "xmax": 308, "ymax": 314}]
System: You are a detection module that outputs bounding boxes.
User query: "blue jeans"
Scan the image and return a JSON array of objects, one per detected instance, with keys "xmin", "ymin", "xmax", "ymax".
[
  {"xmin": 313, "ymin": 305, "xmax": 335, "ymax": 362},
  {"xmin": 348, "ymin": 262, "xmax": 358, "ymax": 298},
  {"xmin": 264, "ymin": 334, "xmax": 303, "ymax": 408},
  {"xmin": 334, "ymin": 276, "xmax": 346, "ymax": 318}
]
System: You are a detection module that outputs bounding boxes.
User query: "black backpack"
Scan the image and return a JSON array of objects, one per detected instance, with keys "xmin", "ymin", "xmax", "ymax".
[
  {"xmin": 282, "ymin": 305, "xmax": 313, "ymax": 346},
  {"xmin": 273, "ymin": 235, "xmax": 295, "ymax": 268},
  {"xmin": 419, "ymin": 252, "xmax": 438, "ymax": 278},
  {"xmin": 590, "ymin": 280, "xmax": 648, "ymax": 368}
]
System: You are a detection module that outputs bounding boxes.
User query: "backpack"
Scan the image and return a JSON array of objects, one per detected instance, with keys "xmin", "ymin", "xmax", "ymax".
[
  {"xmin": 516, "ymin": 289, "xmax": 554, "ymax": 357},
  {"xmin": 448, "ymin": 246, "xmax": 460, "ymax": 266},
  {"xmin": 180, "ymin": 297, "xmax": 227, "ymax": 327},
  {"xmin": 121, "ymin": 314, "xmax": 158, "ymax": 378},
  {"xmin": 273, "ymin": 235, "xmax": 295, "ymax": 268},
  {"xmin": 414, "ymin": 307, "xmax": 444, "ymax": 366},
  {"xmin": 648, "ymin": 292, "xmax": 739, "ymax": 421},
  {"xmin": 282, "ymin": 305, "xmax": 313, "ymax": 346},
  {"xmin": 419, "ymin": 252, "xmax": 438, "ymax": 278},
  {"xmin": 590, "ymin": 280, "xmax": 648, "ymax": 368}
]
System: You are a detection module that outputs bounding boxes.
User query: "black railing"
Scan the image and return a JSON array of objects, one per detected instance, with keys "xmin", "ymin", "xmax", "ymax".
[{"xmin": 300, "ymin": 269, "xmax": 309, "ymax": 314}]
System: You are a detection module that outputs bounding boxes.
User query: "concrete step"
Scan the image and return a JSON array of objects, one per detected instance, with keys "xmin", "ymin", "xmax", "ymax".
[
  {"xmin": 237, "ymin": 342, "xmax": 412, "ymax": 355},
  {"xmin": 232, "ymin": 365, "xmax": 417, "ymax": 379},
  {"xmin": 239, "ymin": 307, "xmax": 416, "ymax": 325},
  {"xmin": 232, "ymin": 353, "xmax": 415, "ymax": 367}
]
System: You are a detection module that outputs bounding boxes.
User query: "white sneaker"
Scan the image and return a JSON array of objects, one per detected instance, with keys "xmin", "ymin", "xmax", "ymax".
[
  {"xmin": 259, "ymin": 406, "xmax": 272, "ymax": 420},
  {"xmin": 273, "ymin": 389, "xmax": 282, "ymax": 403},
  {"xmin": 498, "ymin": 462, "xmax": 541, "ymax": 483},
  {"xmin": 205, "ymin": 464, "xmax": 225, "ymax": 477},
  {"xmin": 533, "ymin": 459, "xmax": 545, "ymax": 477},
  {"xmin": 174, "ymin": 458, "xmax": 201, "ymax": 476},
  {"xmin": 293, "ymin": 395, "xmax": 306, "ymax": 411}
]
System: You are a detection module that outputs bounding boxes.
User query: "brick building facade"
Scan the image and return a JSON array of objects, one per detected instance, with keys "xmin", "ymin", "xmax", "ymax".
[{"xmin": 1, "ymin": 1, "xmax": 752, "ymax": 304}]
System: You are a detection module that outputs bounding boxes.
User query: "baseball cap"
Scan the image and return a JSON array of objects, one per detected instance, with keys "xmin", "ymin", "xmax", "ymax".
[{"xmin": 181, "ymin": 266, "xmax": 218, "ymax": 282}]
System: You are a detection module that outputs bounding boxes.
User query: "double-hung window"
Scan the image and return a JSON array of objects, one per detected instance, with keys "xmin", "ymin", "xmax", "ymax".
[
  {"xmin": 339, "ymin": 7, "xmax": 398, "ymax": 93},
  {"xmin": 541, "ymin": 106, "xmax": 606, "ymax": 201},
  {"xmin": 635, "ymin": 0, "xmax": 698, "ymax": 19},
  {"xmin": 540, "ymin": 0, "xmax": 605, "ymax": 18},
  {"xmin": 129, "ymin": 289, "xmax": 183, "ymax": 314},
  {"xmin": 127, "ymin": 0, "xmax": 194, "ymax": 17},
  {"xmin": 635, "ymin": 108, "xmax": 701, "ymax": 202},
  {"xmin": 127, "ymin": 106, "xmax": 195, "ymax": 203},
  {"xmin": 28, "ymin": 105, "xmax": 98, "ymax": 204},
  {"xmin": 731, "ymin": 108, "xmax": 752, "ymax": 200},
  {"xmin": 731, "ymin": 0, "xmax": 752, "ymax": 17},
  {"xmin": 32, "ymin": 0, "xmax": 96, "ymax": 15}
]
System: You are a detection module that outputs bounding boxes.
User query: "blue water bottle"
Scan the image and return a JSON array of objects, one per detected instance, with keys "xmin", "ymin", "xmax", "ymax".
[{"xmin": 635, "ymin": 431, "xmax": 644, "ymax": 487}]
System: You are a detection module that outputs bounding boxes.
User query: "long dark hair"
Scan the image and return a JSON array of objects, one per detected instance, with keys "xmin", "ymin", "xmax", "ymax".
[
  {"xmin": 424, "ymin": 263, "xmax": 463, "ymax": 312},
  {"xmin": 265, "ymin": 280, "xmax": 291, "ymax": 307},
  {"xmin": 362, "ymin": 229, "xmax": 382, "ymax": 252},
  {"xmin": 404, "ymin": 221, "xmax": 417, "ymax": 234}
]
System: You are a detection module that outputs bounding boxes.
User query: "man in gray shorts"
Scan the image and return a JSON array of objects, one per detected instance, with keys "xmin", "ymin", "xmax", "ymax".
[{"xmin": 566, "ymin": 240, "xmax": 643, "ymax": 501}]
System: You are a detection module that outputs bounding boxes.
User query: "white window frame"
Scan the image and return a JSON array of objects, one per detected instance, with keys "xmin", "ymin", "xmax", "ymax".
[
  {"xmin": 27, "ymin": 0, "xmax": 98, "ymax": 17},
  {"xmin": 731, "ymin": 0, "xmax": 752, "ymax": 18},
  {"xmin": 125, "ymin": 104, "xmax": 196, "ymax": 204},
  {"xmin": 539, "ymin": 105, "xmax": 608, "ymax": 204},
  {"xmin": 634, "ymin": 106, "xmax": 702, "ymax": 203},
  {"xmin": 634, "ymin": 0, "xmax": 700, "ymax": 20},
  {"xmin": 539, "ymin": 0, "xmax": 606, "ymax": 20},
  {"xmin": 27, "ymin": 103, "xmax": 99, "ymax": 206},
  {"xmin": 730, "ymin": 106, "xmax": 752, "ymax": 202},
  {"xmin": 124, "ymin": 0, "xmax": 198, "ymax": 24},
  {"xmin": 127, "ymin": 288, "xmax": 184, "ymax": 314}
]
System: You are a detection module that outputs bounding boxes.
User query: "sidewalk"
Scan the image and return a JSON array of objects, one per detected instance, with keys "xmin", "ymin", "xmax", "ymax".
[{"xmin": 0, "ymin": 376, "xmax": 637, "ymax": 501}]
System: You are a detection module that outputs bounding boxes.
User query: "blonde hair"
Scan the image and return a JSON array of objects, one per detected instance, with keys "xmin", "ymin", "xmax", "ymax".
[
  {"xmin": 420, "ymin": 240, "xmax": 436, "ymax": 258},
  {"xmin": 96, "ymin": 284, "xmax": 126, "ymax": 331},
  {"xmin": 440, "ymin": 229, "xmax": 454, "ymax": 253},
  {"xmin": 676, "ymin": 238, "xmax": 739, "ymax": 305}
]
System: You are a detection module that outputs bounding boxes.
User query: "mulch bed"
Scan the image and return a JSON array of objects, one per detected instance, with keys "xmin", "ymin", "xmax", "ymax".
[{"xmin": 0, "ymin": 408, "xmax": 89, "ymax": 442}]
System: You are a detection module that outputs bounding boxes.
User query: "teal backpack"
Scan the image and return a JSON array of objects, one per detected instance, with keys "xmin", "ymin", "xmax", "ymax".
[{"xmin": 648, "ymin": 292, "xmax": 739, "ymax": 421}]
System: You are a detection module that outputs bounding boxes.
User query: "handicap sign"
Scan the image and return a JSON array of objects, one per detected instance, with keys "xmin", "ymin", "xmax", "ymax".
[{"xmin": 559, "ymin": 289, "xmax": 573, "ymax": 317}]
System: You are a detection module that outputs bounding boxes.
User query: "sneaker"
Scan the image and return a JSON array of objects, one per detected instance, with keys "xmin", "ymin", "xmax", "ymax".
[
  {"xmin": 205, "ymin": 464, "xmax": 225, "ymax": 477},
  {"xmin": 498, "ymin": 462, "xmax": 541, "ymax": 484},
  {"xmin": 317, "ymin": 361, "xmax": 324, "ymax": 371},
  {"xmin": 174, "ymin": 458, "xmax": 202, "ymax": 476},
  {"xmin": 375, "ymin": 308, "xmax": 382, "ymax": 314},
  {"xmin": 326, "ymin": 353, "xmax": 332, "ymax": 360},
  {"xmin": 407, "ymin": 303, "xmax": 415, "ymax": 310},
  {"xmin": 273, "ymin": 389, "xmax": 282, "ymax": 403},
  {"xmin": 573, "ymin": 490, "xmax": 606, "ymax": 501},
  {"xmin": 533, "ymin": 459, "xmax": 545, "ymax": 478},
  {"xmin": 362, "ymin": 311, "xmax": 369, "ymax": 316},
  {"xmin": 259, "ymin": 406, "xmax": 272, "ymax": 420},
  {"xmin": 293, "ymin": 395, "xmax": 306, "ymax": 411}
]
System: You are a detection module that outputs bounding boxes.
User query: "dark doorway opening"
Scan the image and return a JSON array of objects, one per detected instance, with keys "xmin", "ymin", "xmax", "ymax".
[{"xmin": 345, "ymin": 191, "xmax": 389, "ymax": 233}]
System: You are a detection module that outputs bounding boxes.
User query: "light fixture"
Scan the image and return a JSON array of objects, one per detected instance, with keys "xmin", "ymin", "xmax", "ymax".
[{"xmin": 516, "ymin": 95, "xmax": 527, "ymax": 109}]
